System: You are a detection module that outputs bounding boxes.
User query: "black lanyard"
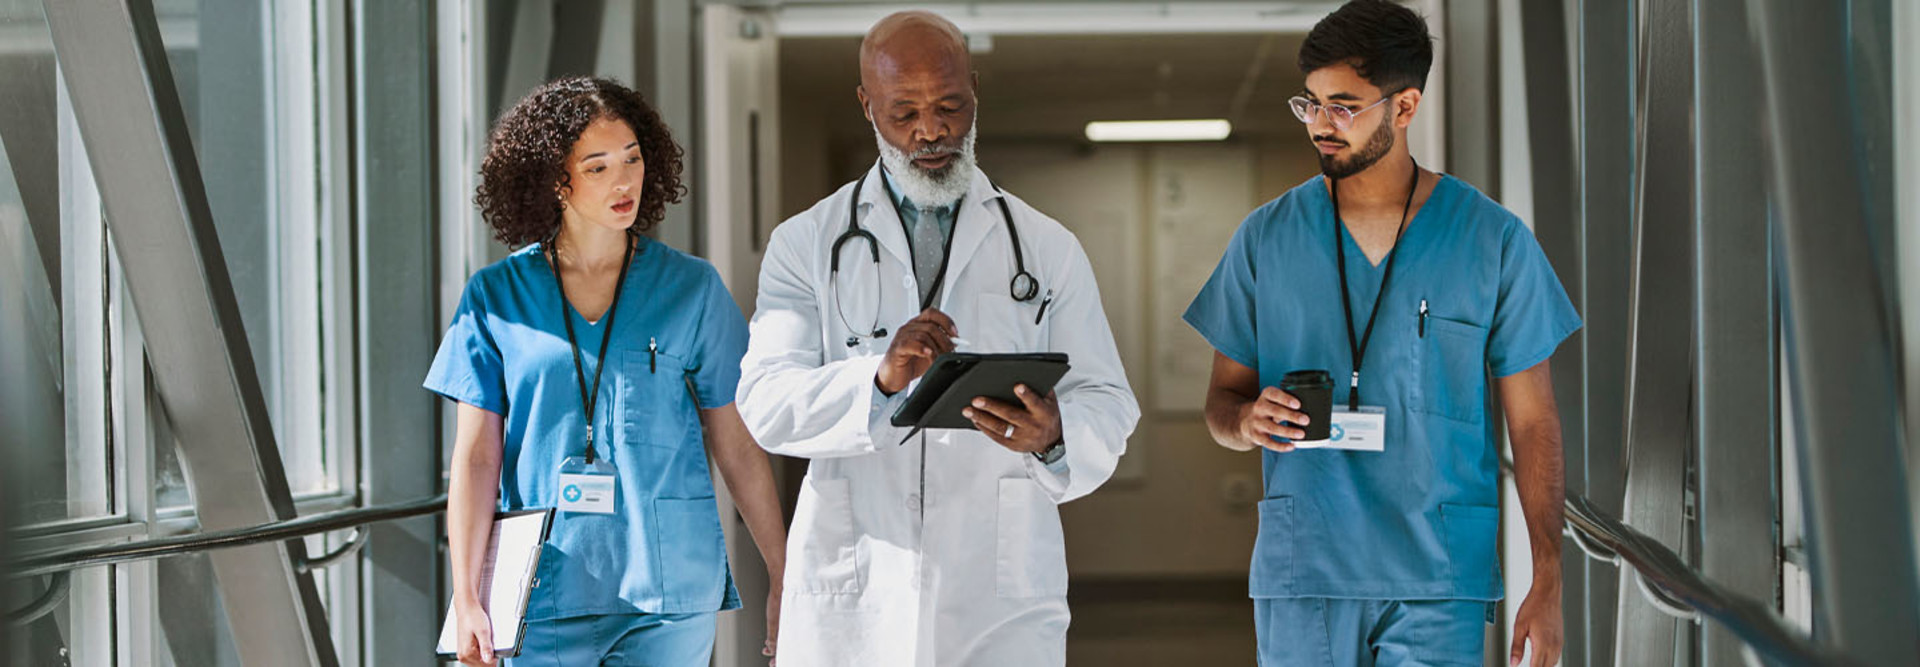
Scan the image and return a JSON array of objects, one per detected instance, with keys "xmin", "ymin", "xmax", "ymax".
[
  {"xmin": 550, "ymin": 234, "xmax": 635, "ymax": 464},
  {"xmin": 1331, "ymin": 162, "xmax": 1420, "ymax": 411},
  {"xmin": 878, "ymin": 168, "xmax": 963, "ymax": 312}
]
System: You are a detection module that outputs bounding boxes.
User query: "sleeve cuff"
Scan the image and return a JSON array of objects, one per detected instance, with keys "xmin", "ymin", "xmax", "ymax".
[
  {"xmin": 1024, "ymin": 444, "xmax": 1072, "ymax": 500},
  {"xmin": 865, "ymin": 359, "xmax": 913, "ymax": 446}
]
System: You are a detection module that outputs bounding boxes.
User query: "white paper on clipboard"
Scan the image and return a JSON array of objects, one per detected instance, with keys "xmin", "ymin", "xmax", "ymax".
[{"xmin": 435, "ymin": 509, "xmax": 553, "ymax": 658}]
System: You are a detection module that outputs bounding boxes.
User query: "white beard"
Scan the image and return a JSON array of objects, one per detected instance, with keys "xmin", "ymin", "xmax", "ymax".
[{"xmin": 872, "ymin": 118, "xmax": 978, "ymax": 209}]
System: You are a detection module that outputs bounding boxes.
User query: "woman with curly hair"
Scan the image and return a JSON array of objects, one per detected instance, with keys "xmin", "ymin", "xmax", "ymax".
[{"xmin": 426, "ymin": 76, "xmax": 785, "ymax": 666}]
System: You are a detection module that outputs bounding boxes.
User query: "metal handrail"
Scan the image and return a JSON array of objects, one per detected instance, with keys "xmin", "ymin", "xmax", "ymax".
[
  {"xmin": 1501, "ymin": 461, "xmax": 1857, "ymax": 666},
  {"xmin": 6, "ymin": 495, "xmax": 446, "ymax": 580}
]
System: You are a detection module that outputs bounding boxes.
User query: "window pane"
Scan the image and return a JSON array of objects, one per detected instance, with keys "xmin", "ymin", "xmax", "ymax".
[
  {"xmin": 157, "ymin": 0, "xmax": 332, "ymax": 495},
  {"xmin": 0, "ymin": 0, "xmax": 113, "ymax": 525}
]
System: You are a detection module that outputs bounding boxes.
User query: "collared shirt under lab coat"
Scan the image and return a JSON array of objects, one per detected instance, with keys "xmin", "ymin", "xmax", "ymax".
[{"xmin": 738, "ymin": 165, "xmax": 1140, "ymax": 667}]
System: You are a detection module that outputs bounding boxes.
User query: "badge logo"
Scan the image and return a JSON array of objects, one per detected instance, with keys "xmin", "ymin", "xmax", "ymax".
[
  {"xmin": 563, "ymin": 484, "xmax": 583, "ymax": 502},
  {"xmin": 1330, "ymin": 424, "xmax": 1347, "ymax": 442}
]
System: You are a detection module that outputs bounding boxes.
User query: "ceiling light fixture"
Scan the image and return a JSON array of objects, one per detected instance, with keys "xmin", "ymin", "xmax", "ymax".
[{"xmin": 1084, "ymin": 119, "xmax": 1233, "ymax": 142}]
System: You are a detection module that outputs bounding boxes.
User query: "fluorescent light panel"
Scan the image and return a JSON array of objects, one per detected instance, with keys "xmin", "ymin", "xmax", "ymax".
[{"xmin": 1084, "ymin": 119, "xmax": 1233, "ymax": 142}]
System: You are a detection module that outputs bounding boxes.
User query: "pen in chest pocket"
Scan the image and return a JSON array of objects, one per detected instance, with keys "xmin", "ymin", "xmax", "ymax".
[{"xmin": 1418, "ymin": 299, "xmax": 1429, "ymax": 337}]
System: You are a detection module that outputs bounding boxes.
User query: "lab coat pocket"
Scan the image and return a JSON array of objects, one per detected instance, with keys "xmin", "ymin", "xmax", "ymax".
[
  {"xmin": 1418, "ymin": 316, "xmax": 1490, "ymax": 424},
  {"xmin": 996, "ymin": 478, "xmax": 1068, "ymax": 598},
  {"xmin": 651, "ymin": 497, "xmax": 728, "ymax": 609},
  {"xmin": 970, "ymin": 293, "xmax": 1043, "ymax": 354},
  {"xmin": 624, "ymin": 349, "xmax": 699, "ymax": 450},
  {"xmin": 792, "ymin": 477, "xmax": 865, "ymax": 595},
  {"xmin": 1439, "ymin": 503, "xmax": 1502, "ymax": 597},
  {"xmin": 1249, "ymin": 497, "xmax": 1296, "ymax": 598}
]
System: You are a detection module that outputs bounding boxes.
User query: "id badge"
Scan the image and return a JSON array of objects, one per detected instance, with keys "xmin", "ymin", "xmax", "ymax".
[
  {"xmin": 557, "ymin": 456, "xmax": 617, "ymax": 514},
  {"xmin": 1295, "ymin": 406, "xmax": 1387, "ymax": 452}
]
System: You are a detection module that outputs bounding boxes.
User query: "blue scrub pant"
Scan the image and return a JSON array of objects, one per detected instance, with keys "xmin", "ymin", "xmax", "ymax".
[
  {"xmin": 1255, "ymin": 598, "xmax": 1490, "ymax": 667},
  {"xmin": 505, "ymin": 612, "xmax": 716, "ymax": 667}
]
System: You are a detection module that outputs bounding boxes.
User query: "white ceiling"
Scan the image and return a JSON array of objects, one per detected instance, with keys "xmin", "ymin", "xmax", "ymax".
[{"xmin": 779, "ymin": 32, "xmax": 1312, "ymax": 144}]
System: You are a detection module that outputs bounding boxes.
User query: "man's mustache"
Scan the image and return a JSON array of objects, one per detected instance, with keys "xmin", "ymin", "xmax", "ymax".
[
  {"xmin": 1312, "ymin": 135, "xmax": 1348, "ymax": 147},
  {"xmin": 908, "ymin": 143, "xmax": 960, "ymax": 158}
]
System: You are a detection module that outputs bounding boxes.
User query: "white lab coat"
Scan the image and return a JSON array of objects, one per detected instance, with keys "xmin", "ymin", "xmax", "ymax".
[{"xmin": 738, "ymin": 165, "xmax": 1140, "ymax": 667}]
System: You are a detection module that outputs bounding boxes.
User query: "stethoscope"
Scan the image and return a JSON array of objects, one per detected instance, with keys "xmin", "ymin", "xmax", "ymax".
[{"xmin": 831, "ymin": 165, "xmax": 1041, "ymax": 348}]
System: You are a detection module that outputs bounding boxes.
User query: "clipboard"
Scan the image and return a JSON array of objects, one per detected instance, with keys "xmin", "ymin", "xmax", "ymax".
[
  {"xmin": 435, "ymin": 508, "xmax": 555, "ymax": 660},
  {"xmin": 889, "ymin": 352, "xmax": 1071, "ymax": 443}
]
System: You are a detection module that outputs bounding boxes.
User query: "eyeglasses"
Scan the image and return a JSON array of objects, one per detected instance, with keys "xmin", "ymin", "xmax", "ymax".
[{"xmin": 1288, "ymin": 95, "xmax": 1393, "ymax": 131}]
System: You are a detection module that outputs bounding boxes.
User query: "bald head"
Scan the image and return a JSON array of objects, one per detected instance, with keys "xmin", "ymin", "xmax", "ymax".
[
  {"xmin": 856, "ymin": 11, "xmax": 980, "ymax": 183},
  {"xmin": 859, "ymin": 11, "xmax": 971, "ymax": 88}
]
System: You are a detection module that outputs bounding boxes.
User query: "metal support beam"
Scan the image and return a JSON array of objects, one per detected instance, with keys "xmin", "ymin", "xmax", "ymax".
[
  {"xmin": 352, "ymin": 0, "xmax": 444, "ymax": 662},
  {"xmin": 0, "ymin": 48, "xmax": 63, "ymax": 296},
  {"xmin": 1443, "ymin": 0, "xmax": 1499, "ymax": 198},
  {"xmin": 649, "ymin": 0, "xmax": 697, "ymax": 253},
  {"xmin": 548, "ymin": 0, "xmax": 607, "ymax": 79},
  {"xmin": 1690, "ymin": 1, "xmax": 1779, "ymax": 664},
  {"xmin": 38, "ymin": 1, "xmax": 338, "ymax": 665},
  {"xmin": 1578, "ymin": 0, "xmax": 1639, "ymax": 661},
  {"xmin": 1515, "ymin": 0, "xmax": 1591, "ymax": 662},
  {"xmin": 1747, "ymin": 1, "xmax": 1920, "ymax": 663},
  {"xmin": 1612, "ymin": 0, "xmax": 1693, "ymax": 663}
]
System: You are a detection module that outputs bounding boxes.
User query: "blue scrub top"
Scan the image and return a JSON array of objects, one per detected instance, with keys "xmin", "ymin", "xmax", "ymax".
[
  {"xmin": 1184, "ymin": 174, "xmax": 1580, "ymax": 601},
  {"xmin": 425, "ymin": 236, "xmax": 745, "ymax": 620}
]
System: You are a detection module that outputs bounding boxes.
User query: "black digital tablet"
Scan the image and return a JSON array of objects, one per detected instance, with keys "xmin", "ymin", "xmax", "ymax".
[{"xmin": 890, "ymin": 352, "xmax": 1071, "ymax": 437}]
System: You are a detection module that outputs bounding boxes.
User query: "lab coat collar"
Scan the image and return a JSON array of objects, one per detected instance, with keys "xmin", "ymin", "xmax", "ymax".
[
  {"xmin": 852, "ymin": 164, "xmax": 1010, "ymax": 313},
  {"xmin": 932, "ymin": 167, "xmax": 1009, "ymax": 312},
  {"xmin": 853, "ymin": 164, "xmax": 917, "ymax": 273}
]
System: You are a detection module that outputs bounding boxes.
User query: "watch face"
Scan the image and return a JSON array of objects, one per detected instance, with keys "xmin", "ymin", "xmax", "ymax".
[{"xmin": 1039, "ymin": 441, "xmax": 1065, "ymax": 464}]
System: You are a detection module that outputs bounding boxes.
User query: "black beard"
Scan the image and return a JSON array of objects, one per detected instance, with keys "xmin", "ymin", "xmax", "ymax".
[{"xmin": 1318, "ymin": 119, "xmax": 1396, "ymax": 180}]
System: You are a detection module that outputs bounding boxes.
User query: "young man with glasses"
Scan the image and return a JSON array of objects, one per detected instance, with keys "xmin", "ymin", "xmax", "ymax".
[{"xmin": 1182, "ymin": 1, "xmax": 1578, "ymax": 665}]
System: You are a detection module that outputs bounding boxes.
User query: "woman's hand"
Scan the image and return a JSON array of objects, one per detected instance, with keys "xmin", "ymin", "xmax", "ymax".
[
  {"xmin": 763, "ymin": 577, "xmax": 783, "ymax": 665},
  {"xmin": 454, "ymin": 601, "xmax": 496, "ymax": 665}
]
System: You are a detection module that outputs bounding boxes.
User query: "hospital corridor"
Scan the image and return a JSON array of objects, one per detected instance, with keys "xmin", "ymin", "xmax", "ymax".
[{"xmin": 3, "ymin": 1, "xmax": 1919, "ymax": 666}]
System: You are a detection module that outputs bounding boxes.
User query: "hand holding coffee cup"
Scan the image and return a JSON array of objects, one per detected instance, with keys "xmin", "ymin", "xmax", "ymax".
[
  {"xmin": 1234, "ymin": 390, "xmax": 1307, "ymax": 453},
  {"xmin": 1279, "ymin": 370, "xmax": 1335, "ymax": 442}
]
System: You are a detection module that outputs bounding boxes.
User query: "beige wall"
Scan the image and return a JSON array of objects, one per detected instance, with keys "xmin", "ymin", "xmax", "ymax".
[{"xmin": 984, "ymin": 137, "xmax": 1321, "ymax": 578}]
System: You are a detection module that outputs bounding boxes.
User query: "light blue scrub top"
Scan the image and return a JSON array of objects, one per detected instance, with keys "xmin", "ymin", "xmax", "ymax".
[
  {"xmin": 425, "ymin": 236, "xmax": 745, "ymax": 621},
  {"xmin": 1183, "ymin": 174, "xmax": 1580, "ymax": 601}
]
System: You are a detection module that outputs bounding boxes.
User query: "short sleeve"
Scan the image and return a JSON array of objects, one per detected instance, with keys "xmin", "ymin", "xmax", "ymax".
[
  {"xmin": 1487, "ymin": 219, "xmax": 1583, "ymax": 377},
  {"xmin": 1182, "ymin": 212, "xmax": 1263, "ymax": 369},
  {"xmin": 424, "ymin": 278, "xmax": 509, "ymax": 414},
  {"xmin": 687, "ymin": 268, "xmax": 749, "ymax": 408}
]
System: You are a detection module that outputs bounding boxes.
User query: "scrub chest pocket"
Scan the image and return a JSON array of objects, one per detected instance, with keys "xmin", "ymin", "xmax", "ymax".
[
  {"xmin": 1417, "ymin": 312, "xmax": 1490, "ymax": 424},
  {"xmin": 622, "ymin": 348, "xmax": 701, "ymax": 449}
]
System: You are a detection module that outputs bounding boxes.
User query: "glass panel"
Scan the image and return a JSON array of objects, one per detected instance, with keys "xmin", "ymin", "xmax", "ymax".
[
  {"xmin": 156, "ymin": 0, "xmax": 332, "ymax": 494},
  {"xmin": 154, "ymin": 386, "xmax": 193, "ymax": 512},
  {"xmin": 0, "ymin": 0, "xmax": 113, "ymax": 525}
]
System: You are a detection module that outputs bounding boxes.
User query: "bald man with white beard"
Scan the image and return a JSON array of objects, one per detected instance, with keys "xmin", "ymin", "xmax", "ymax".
[{"xmin": 735, "ymin": 10, "xmax": 1140, "ymax": 666}]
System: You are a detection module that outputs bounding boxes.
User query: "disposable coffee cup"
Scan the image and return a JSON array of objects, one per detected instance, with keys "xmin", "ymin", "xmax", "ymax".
[{"xmin": 1279, "ymin": 370, "xmax": 1334, "ymax": 441}]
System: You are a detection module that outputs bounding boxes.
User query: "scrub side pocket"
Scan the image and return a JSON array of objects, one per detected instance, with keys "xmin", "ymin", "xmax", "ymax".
[
  {"xmin": 651, "ymin": 496, "xmax": 728, "ymax": 611},
  {"xmin": 1249, "ymin": 496, "xmax": 1297, "ymax": 597}
]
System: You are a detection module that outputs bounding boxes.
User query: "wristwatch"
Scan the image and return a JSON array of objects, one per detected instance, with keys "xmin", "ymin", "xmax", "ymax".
[{"xmin": 1034, "ymin": 440, "xmax": 1066, "ymax": 465}]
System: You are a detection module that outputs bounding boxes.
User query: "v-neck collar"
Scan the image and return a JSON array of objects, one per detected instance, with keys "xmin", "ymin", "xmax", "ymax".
[
  {"xmin": 539, "ymin": 237, "xmax": 650, "ymax": 329},
  {"xmin": 1323, "ymin": 173, "xmax": 1450, "ymax": 270}
]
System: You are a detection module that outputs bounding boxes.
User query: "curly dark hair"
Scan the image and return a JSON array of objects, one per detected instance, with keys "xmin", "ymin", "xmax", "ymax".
[{"xmin": 475, "ymin": 76, "xmax": 687, "ymax": 247}]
